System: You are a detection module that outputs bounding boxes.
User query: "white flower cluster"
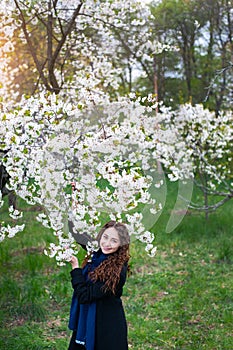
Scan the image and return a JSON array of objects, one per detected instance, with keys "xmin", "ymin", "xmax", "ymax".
[
  {"xmin": 0, "ymin": 93, "xmax": 163, "ymax": 262},
  {"xmin": 0, "ymin": 224, "xmax": 25, "ymax": 242},
  {"xmin": 0, "ymin": 0, "xmax": 176, "ymax": 106},
  {"xmin": 154, "ymin": 104, "xmax": 233, "ymax": 204},
  {"xmin": 44, "ymin": 238, "xmax": 78, "ymax": 267},
  {"xmin": 1, "ymin": 92, "xmax": 232, "ymax": 261},
  {"xmin": 8, "ymin": 206, "xmax": 23, "ymax": 220}
]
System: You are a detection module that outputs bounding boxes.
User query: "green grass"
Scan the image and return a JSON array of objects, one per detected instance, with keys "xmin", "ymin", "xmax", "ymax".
[{"xmin": 0, "ymin": 185, "xmax": 233, "ymax": 349}]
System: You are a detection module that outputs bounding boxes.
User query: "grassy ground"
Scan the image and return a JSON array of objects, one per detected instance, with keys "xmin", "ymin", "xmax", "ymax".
[{"xmin": 0, "ymin": 184, "xmax": 232, "ymax": 349}]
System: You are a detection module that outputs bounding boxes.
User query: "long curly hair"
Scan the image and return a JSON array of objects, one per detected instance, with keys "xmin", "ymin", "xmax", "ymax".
[{"xmin": 82, "ymin": 221, "xmax": 130, "ymax": 294}]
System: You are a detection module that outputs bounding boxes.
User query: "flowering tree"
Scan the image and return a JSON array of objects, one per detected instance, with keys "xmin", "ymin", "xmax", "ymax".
[
  {"xmin": 0, "ymin": 92, "xmax": 164, "ymax": 263},
  {"xmin": 0, "ymin": 0, "xmax": 173, "ymax": 265},
  {"xmin": 0, "ymin": 0, "xmax": 168, "ymax": 101},
  {"xmin": 154, "ymin": 103, "xmax": 233, "ymax": 219},
  {"xmin": 0, "ymin": 1, "xmax": 232, "ymax": 266}
]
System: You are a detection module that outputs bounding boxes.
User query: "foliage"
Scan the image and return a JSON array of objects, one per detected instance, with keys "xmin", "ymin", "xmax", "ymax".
[{"xmin": 138, "ymin": 0, "xmax": 233, "ymax": 112}]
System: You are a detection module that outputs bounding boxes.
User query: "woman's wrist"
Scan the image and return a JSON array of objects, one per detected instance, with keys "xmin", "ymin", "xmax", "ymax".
[
  {"xmin": 71, "ymin": 263, "xmax": 79, "ymax": 269},
  {"xmin": 69, "ymin": 255, "xmax": 79, "ymax": 269}
]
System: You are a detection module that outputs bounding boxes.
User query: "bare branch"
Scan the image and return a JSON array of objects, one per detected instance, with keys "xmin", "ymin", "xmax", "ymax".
[
  {"xmin": 188, "ymin": 194, "xmax": 233, "ymax": 212},
  {"xmin": 203, "ymin": 62, "xmax": 233, "ymax": 104}
]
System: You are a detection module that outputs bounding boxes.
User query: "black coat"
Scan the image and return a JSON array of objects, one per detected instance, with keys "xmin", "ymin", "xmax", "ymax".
[{"xmin": 70, "ymin": 264, "xmax": 128, "ymax": 350}]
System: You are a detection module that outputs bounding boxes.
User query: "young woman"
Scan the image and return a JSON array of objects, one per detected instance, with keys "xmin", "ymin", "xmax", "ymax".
[{"xmin": 68, "ymin": 220, "xmax": 130, "ymax": 350}]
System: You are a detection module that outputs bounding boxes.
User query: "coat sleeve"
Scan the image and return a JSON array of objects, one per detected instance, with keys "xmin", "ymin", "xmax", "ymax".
[
  {"xmin": 68, "ymin": 220, "xmax": 92, "ymax": 250},
  {"xmin": 70, "ymin": 264, "xmax": 128, "ymax": 304}
]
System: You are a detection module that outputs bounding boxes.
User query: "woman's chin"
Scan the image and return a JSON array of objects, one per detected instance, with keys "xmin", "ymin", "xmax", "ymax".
[{"xmin": 101, "ymin": 247, "xmax": 113, "ymax": 254}]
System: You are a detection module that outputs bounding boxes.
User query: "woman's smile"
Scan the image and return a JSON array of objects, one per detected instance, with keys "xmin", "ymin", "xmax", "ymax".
[{"xmin": 100, "ymin": 227, "xmax": 120, "ymax": 254}]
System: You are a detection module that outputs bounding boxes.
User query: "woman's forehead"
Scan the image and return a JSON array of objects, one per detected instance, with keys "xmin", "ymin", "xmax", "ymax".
[{"xmin": 103, "ymin": 227, "xmax": 119, "ymax": 239}]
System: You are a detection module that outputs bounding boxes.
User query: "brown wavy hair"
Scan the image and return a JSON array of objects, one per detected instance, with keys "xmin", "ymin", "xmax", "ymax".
[{"xmin": 82, "ymin": 221, "xmax": 130, "ymax": 294}]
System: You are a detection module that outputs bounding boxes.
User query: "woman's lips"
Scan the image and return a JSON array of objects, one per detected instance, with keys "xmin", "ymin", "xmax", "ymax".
[{"xmin": 102, "ymin": 247, "xmax": 112, "ymax": 251}]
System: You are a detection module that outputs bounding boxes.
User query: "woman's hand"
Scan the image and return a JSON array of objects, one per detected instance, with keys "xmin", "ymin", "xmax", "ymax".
[{"xmin": 69, "ymin": 255, "xmax": 79, "ymax": 269}]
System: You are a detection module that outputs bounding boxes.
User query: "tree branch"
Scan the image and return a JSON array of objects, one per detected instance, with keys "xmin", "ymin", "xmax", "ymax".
[
  {"xmin": 14, "ymin": 0, "xmax": 52, "ymax": 91},
  {"xmin": 52, "ymin": 0, "xmax": 65, "ymax": 37},
  {"xmin": 187, "ymin": 193, "xmax": 233, "ymax": 212},
  {"xmin": 47, "ymin": 0, "xmax": 60, "ymax": 93},
  {"xmin": 49, "ymin": 2, "xmax": 84, "ymax": 88}
]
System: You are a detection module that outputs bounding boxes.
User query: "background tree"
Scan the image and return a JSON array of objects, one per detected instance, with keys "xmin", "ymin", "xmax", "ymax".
[
  {"xmin": 132, "ymin": 0, "xmax": 232, "ymax": 112},
  {"xmin": 0, "ymin": 0, "xmax": 157, "ymax": 209},
  {"xmin": 202, "ymin": 0, "xmax": 233, "ymax": 114},
  {"xmin": 2, "ymin": 0, "xmax": 161, "ymax": 100},
  {"xmin": 154, "ymin": 103, "xmax": 233, "ymax": 218}
]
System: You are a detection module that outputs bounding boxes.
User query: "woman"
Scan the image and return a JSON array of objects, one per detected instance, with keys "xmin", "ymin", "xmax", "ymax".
[{"xmin": 68, "ymin": 220, "xmax": 130, "ymax": 350}]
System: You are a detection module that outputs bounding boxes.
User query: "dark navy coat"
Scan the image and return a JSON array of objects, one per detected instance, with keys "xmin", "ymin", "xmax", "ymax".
[{"xmin": 70, "ymin": 264, "xmax": 128, "ymax": 350}]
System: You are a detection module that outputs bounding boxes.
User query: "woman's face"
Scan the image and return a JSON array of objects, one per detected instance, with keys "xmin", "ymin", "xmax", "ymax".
[{"xmin": 99, "ymin": 227, "xmax": 121, "ymax": 254}]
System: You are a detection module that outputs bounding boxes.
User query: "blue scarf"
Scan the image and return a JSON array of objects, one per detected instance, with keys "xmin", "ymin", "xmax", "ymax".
[{"xmin": 68, "ymin": 250, "xmax": 108, "ymax": 350}]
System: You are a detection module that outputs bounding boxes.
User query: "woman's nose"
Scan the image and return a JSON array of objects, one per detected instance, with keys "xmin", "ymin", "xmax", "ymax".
[{"xmin": 105, "ymin": 239, "xmax": 111, "ymax": 246}]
